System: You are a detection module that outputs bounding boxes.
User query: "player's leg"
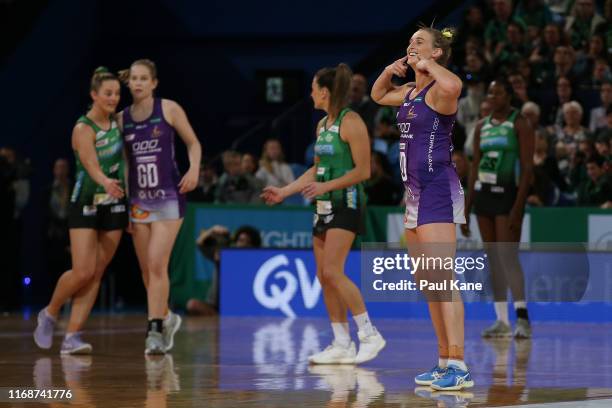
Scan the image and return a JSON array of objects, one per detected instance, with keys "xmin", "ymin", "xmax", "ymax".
[
  {"xmin": 495, "ymin": 214, "xmax": 530, "ymax": 338},
  {"xmin": 478, "ymin": 215, "xmax": 512, "ymax": 338},
  {"xmin": 34, "ymin": 229, "xmax": 97, "ymax": 350},
  {"xmin": 417, "ymin": 223, "xmax": 473, "ymax": 391},
  {"xmin": 308, "ymin": 232, "xmax": 354, "ymax": 364},
  {"xmin": 409, "ymin": 227, "xmax": 449, "ymax": 385},
  {"xmin": 144, "ymin": 219, "xmax": 183, "ymax": 354},
  {"xmin": 322, "ymin": 228, "xmax": 385, "ymax": 364},
  {"xmin": 60, "ymin": 229, "xmax": 122, "ymax": 354}
]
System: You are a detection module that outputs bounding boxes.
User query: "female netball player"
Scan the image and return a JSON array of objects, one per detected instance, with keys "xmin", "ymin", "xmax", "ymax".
[
  {"xmin": 119, "ymin": 59, "xmax": 201, "ymax": 354},
  {"xmin": 34, "ymin": 67, "xmax": 127, "ymax": 354},
  {"xmin": 371, "ymin": 26, "xmax": 472, "ymax": 390},
  {"xmin": 463, "ymin": 78, "xmax": 534, "ymax": 339},
  {"xmin": 262, "ymin": 63, "xmax": 386, "ymax": 365}
]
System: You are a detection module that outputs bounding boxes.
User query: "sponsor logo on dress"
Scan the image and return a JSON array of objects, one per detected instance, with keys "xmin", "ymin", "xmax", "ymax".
[
  {"xmin": 131, "ymin": 205, "xmax": 150, "ymax": 220},
  {"xmin": 135, "ymin": 124, "xmax": 147, "ymax": 130},
  {"xmin": 96, "ymin": 138, "xmax": 109, "ymax": 147},
  {"xmin": 150, "ymin": 117, "xmax": 162, "ymax": 124},
  {"xmin": 125, "ymin": 133, "xmax": 136, "ymax": 141},
  {"xmin": 151, "ymin": 125, "xmax": 162, "ymax": 138},
  {"xmin": 328, "ymin": 125, "xmax": 339, "ymax": 133},
  {"xmin": 136, "ymin": 155, "xmax": 158, "ymax": 164},
  {"xmin": 406, "ymin": 106, "xmax": 418, "ymax": 120},
  {"xmin": 83, "ymin": 205, "xmax": 97, "ymax": 216},
  {"xmin": 314, "ymin": 145, "xmax": 334, "ymax": 155},
  {"xmin": 111, "ymin": 204, "xmax": 126, "ymax": 213}
]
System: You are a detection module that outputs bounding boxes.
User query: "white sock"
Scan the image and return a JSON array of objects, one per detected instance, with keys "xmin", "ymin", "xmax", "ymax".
[
  {"xmin": 438, "ymin": 358, "xmax": 448, "ymax": 368},
  {"xmin": 353, "ymin": 312, "xmax": 375, "ymax": 336},
  {"xmin": 494, "ymin": 302, "xmax": 509, "ymax": 325},
  {"xmin": 164, "ymin": 311, "xmax": 171, "ymax": 322},
  {"xmin": 447, "ymin": 359, "xmax": 467, "ymax": 371},
  {"xmin": 514, "ymin": 301, "xmax": 527, "ymax": 310},
  {"xmin": 331, "ymin": 322, "xmax": 351, "ymax": 348}
]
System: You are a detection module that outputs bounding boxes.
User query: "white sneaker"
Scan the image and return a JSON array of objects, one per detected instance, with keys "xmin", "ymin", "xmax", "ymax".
[
  {"xmin": 355, "ymin": 328, "xmax": 386, "ymax": 364},
  {"xmin": 308, "ymin": 341, "xmax": 356, "ymax": 365}
]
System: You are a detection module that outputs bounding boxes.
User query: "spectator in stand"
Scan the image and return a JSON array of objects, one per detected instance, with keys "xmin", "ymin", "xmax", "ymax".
[
  {"xmin": 596, "ymin": 0, "xmax": 612, "ymax": 56},
  {"xmin": 522, "ymin": 101, "xmax": 558, "ymax": 157},
  {"xmin": 255, "ymin": 139, "xmax": 294, "ymax": 188},
  {"xmin": 465, "ymin": 99, "xmax": 493, "ymax": 157},
  {"xmin": 458, "ymin": 76, "xmax": 486, "ymax": 149},
  {"xmin": 537, "ymin": 46, "xmax": 582, "ymax": 88},
  {"xmin": 216, "ymin": 150, "xmax": 262, "ymax": 204},
  {"xmin": 485, "ymin": 0, "xmax": 526, "ymax": 63},
  {"xmin": 516, "ymin": 58, "xmax": 536, "ymax": 88},
  {"xmin": 595, "ymin": 133, "xmax": 611, "ymax": 162},
  {"xmin": 242, "ymin": 153, "xmax": 258, "ymax": 176},
  {"xmin": 514, "ymin": 0, "xmax": 554, "ymax": 29},
  {"xmin": 462, "ymin": 52, "xmax": 491, "ymax": 85},
  {"xmin": 455, "ymin": 6, "xmax": 486, "ymax": 66},
  {"xmin": 555, "ymin": 101, "xmax": 592, "ymax": 154},
  {"xmin": 530, "ymin": 23, "xmax": 563, "ymax": 66},
  {"xmin": 364, "ymin": 152, "xmax": 401, "ymax": 206},
  {"xmin": 188, "ymin": 162, "xmax": 218, "ymax": 203},
  {"xmin": 509, "ymin": 71, "xmax": 532, "ymax": 105},
  {"xmin": 585, "ymin": 58, "xmax": 612, "ymax": 91},
  {"xmin": 494, "ymin": 22, "xmax": 530, "ymax": 73},
  {"xmin": 528, "ymin": 132, "xmax": 566, "ymax": 206},
  {"xmin": 576, "ymin": 34, "xmax": 608, "ymax": 86},
  {"xmin": 349, "ymin": 73, "xmax": 379, "ymax": 137},
  {"xmin": 589, "ymin": 81, "xmax": 612, "ymax": 132},
  {"xmin": 544, "ymin": 76, "xmax": 576, "ymax": 127},
  {"xmin": 43, "ymin": 159, "xmax": 72, "ymax": 294},
  {"xmin": 564, "ymin": 0, "xmax": 606, "ymax": 52},
  {"xmin": 577, "ymin": 155, "xmax": 612, "ymax": 206},
  {"xmin": 188, "ymin": 224, "xmax": 262, "ymax": 315}
]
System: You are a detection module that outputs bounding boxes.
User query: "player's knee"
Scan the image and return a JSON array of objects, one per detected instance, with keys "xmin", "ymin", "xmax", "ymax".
[
  {"xmin": 322, "ymin": 269, "xmax": 342, "ymax": 290},
  {"xmin": 73, "ymin": 267, "xmax": 95, "ymax": 285},
  {"xmin": 147, "ymin": 259, "xmax": 166, "ymax": 278}
]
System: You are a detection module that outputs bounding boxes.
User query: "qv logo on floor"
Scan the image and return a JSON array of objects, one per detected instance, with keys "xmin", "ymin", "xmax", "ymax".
[{"xmin": 253, "ymin": 255, "xmax": 321, "ymax": 318}]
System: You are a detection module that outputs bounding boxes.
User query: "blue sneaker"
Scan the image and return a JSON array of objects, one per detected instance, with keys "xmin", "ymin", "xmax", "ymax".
[
  {"xmin": 33, "ymin": 309, "xmax": 56, "ymax": 349},
  {"xmin": 60, "ymin": 333, "xmax": 92, "ymax": 355},
  {"xmin": 430, "ymin": 364, "xmax": 474, "ymax": 391},
  {"xmin": 414, "ymin": 365, "xmax": 447, "ymax": 385}
]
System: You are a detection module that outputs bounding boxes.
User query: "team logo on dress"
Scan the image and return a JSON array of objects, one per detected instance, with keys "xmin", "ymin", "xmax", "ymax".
[
  {"xmin": 325, "ymin": 134, "xmax": 333, "ymax": 142},
  {"xmin": 406, "ymin": 106, "xmax": 418, "ymax": 120},
  {"xmin": 151, "ymin": 125, "xmax": 162, "ymax": 138},
  {"xmin": 131, "ymin": 205, "xmax": 150, "ymax": 220},
  {"xmin": 125, "ymin": 133, "xmax": 136, "ymax": 141}
]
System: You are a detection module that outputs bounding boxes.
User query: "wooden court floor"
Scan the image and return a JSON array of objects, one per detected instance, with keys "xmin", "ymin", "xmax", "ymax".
[{"xmin": 1, "ymin": 314, "xmax": 611, "ymax": 407}]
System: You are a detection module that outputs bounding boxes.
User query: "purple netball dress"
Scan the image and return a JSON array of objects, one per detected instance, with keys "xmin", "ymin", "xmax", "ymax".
[
  {"xmin": 396, "ymin": 81, "xmax": 465, "ymax": 229},
  {"xmin": 123, "ymin": 98, "xmax": 186, "ymax": 223}
]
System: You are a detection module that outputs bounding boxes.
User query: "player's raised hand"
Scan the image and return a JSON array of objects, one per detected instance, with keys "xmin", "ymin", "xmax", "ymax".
[{"xmin": 385, "ymin": 57, "xmax": 408, "ymax": 78}]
